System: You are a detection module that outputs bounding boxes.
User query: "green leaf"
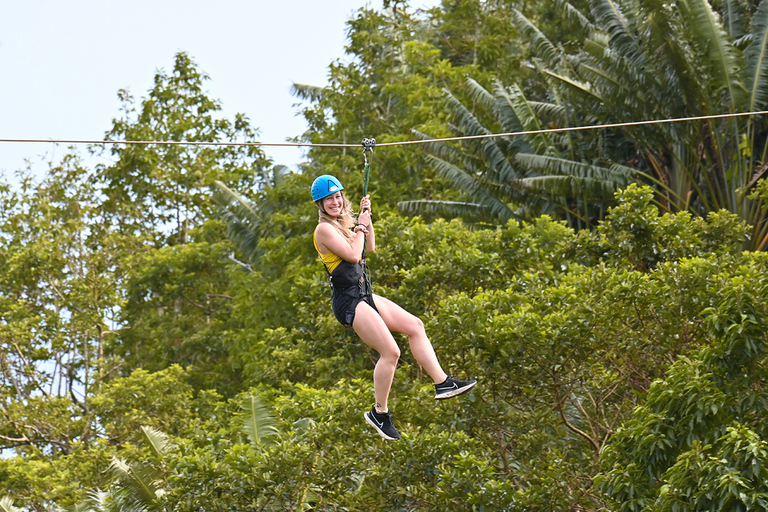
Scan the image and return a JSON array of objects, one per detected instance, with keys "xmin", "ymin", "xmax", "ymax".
[
  {"xmin": 239, "ymin": 394, "xmax": 279, "ymax": 447},
  {"xmin": 140, "ymin": 425, "xmax": 174, "ymax": 459}
]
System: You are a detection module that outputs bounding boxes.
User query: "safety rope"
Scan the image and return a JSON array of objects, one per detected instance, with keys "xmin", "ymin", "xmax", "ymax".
[
  {"xmin": 361, "ymin": 138, "xmax": 376, "ymax": 262},
  {"xmin": 362, "ymin": 138, "xmax": 375, "ymax": 199},
  {"xmin": 1, "ymin": 110, "xmax": 767, "ymax": 148}
]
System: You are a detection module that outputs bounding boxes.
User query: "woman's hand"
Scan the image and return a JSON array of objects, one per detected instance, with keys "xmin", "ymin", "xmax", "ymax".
[{"xmin": 359, "ymin": 195, "xmax": 372, "ymax": 226}]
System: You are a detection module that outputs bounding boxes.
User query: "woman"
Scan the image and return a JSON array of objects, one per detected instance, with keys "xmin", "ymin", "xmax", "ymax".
[{"xmin": 311, "ymin": 174, "xmax": 476, "ymax": 440}]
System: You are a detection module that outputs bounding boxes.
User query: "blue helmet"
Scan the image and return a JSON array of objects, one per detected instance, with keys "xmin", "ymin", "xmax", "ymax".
[{"xmin": 311, "ymin": 175, "xmax": 344, "ymax": 202}]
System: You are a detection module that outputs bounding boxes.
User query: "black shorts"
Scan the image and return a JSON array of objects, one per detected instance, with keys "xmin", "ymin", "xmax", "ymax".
[{"xmin": 331, "ymin": 278, "xmax": 378, "ymax": 328}]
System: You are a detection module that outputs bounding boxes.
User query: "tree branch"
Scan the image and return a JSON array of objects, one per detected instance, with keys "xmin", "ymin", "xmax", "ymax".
[{"xmin": 551, "ymin": 381, "xmax": 601, "ymax": 458}]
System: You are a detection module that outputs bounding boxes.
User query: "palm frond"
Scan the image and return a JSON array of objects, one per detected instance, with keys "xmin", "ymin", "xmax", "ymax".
[
  {"xmin": 583, "ymin": 33, "xmax": 609, "ymax": 59},
  {"xmin": 746, "ymin": 0, "xmax": 768, "ymax": 111},
  {"xmin": 494, "ymin": 83, "xmax": 555, "ymax": 156},
  {"xmin": 239, "ymin": 394, "xmax": 279, "ymax": 447},
  {"xmin": 636, "ymin": 0, "xmax": 703, "ymax": 111},
  {"xmin": 140, "ymin": 426, "xmax": 174, "ymax": 460},
  {"xmin": 425, "ymin": 154, "xmax": 518, "ymax": 221},
  {"xmin": 271, "ymin": 164, "xmax": 290, "ymax": 188},
  {"xmin": 682, "ymin": 0, "xmax": 747, "ymax": 109},
  {"xmin": 591, "ymin": 0, "xmax": 646, "ymax": 68},
  {"xmin": 464, "ymin": 78, "xmax": 496, "ymax": 111},
  {"xmin": 541, "ymin": 70, "xmax": 606, "ymax": 106},
  {"xmin": 556, "ymin": 0, "xmax": 594, "ymax": 32},
  {"xmin": 411, "ymin": 131, "xmax": 466, "ymax": 163},
  {"xmin": 397, "ymin": 199, "xmax": 493, "ymax": 221},
  {"xmin": 517, "ymin": 175, "xmax": 621, "ymax": 201},
  {"xmin": 0, "ymin": 497, "xmax": 21, "ymax": 512},
  {"xmin": 444, "ymin": 87, "xmax": 526, "ymax": 183},
  {"xmin": 212, "ymin": 180, "xmax": 267, "ymax": 263},
  {"xmin": 513, "ymin": 9, "xmax": 561, "ymax": 68},
  {"xmin": 290, "ymin": 83, "xmax": 324, "ymax": 102},
  {"xmin": 722, "ymin": 0, "xmax": 748, "ymax": 40},
  {"xmin": 527, "ymin": 101, "xmax": 568, "ymax": 122},
  {"xmin": 578, "ymin": 63, "xmax": 627, "ymax": 97},
  {"xmin": 85, "ymin": 490, "xmax": 111, "ymax": 512},
  {"xmin": 515, "ymin": 153, "xmax": 635, "ymax": 184},
  {"xmin": 445, "ymin": 90, "xmax": 493, "ymax": 138},
  {"xmin": 491, "ymin": 81, "xmax": 525, "ymax": 133},
  {"xmin": 579, "ymin": 26, "xmax": 663, "ymax": 120},
  {"xmin": 110, "ymin": 457, "xmax": 161, "ymax": 512}
]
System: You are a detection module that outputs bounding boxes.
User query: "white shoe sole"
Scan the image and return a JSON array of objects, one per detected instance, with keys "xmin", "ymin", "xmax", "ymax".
[
  {"xmin": 364, "ymin": 412, "xmax": 400, "ymax": 440},
  {"xmin": 435, "ymin": 380, "xmax": 477, "ymax": 400}
]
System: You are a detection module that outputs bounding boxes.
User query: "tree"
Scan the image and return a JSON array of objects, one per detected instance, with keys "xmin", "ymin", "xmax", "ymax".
[
  {"xmin": 0, "ymin": 157, "xmax": 131, "ymax": 461},
  {"xmin": 595, "ymin": 255, "xmax": 768, "ymax": 510},
  {"xmin": 403, "ymin": 77, "xmax": 635, "ymax": 228},
  {"xmin": 293, "ymin": 4, "xmax": 478, "ymax": 210},
  {"xmin": 94, "ymin": 52, "xmax": 277, "ymax": 392},
  {"xmin": 414, "ymin": 0, "xmax": 768, "ymax": 247},
  {"xmin": 96, "ymin": 51, "xmax": 270, "ymax": 245}
]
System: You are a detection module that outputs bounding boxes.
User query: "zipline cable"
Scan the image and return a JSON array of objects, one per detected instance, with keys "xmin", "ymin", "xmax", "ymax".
[{"xmin": 1, "ymin": 110, "xmax": 767, "ymax": 148}]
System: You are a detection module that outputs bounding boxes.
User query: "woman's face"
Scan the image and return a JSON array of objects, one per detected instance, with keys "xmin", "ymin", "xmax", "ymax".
[{"xmin": 322, "ymin": 192, "xmax": 344, "ymax": 216}]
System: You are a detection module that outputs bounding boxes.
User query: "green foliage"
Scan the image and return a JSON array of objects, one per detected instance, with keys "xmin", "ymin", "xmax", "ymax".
[
  {"xmin": 7, "ymin": 2, "xmax": 768, "ymax": 510},
  {"xmin": 114, "ymin": 221, "xmax": 244, "ymax": 392},
  {"xmin": 656, "ymin": 426, "xmax": 768, "ymax": 511},
  {"xmin": 596, "ymin": 255, "xmax": 768, "ymax": 510},
  {"xmin": 411, "ymin": 78, "xmax": 636, "ymax": 228},
  {"xmin": 96, "ymin": 51, "xmax": 270, "ymax": 244},
  {"xmin": 573, "ymin": 184, "xmax": 750, "ymax": 270},
  {"xmin": 417, "ymin": 0, "xmax": 768, "ymax": 249},
  {"xmin": 294, "ymin": 3, "xmax": 481, "ymax": 211},
  {"xmin": 90, "ymin": 365, "xmax": 196, "ymax": 441},
  {"xmin": 141, "ymin": 426, "xmax": 175, "ymax": 460}
]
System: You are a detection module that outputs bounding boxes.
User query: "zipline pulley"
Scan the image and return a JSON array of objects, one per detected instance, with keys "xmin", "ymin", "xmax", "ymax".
[{"xmin": 362, "ymin": 137, "xmax": 376, "ymax": 158}]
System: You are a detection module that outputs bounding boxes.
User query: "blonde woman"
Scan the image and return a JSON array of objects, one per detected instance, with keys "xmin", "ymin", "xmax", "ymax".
[{"xmin": 311, "ymin": 174, "xmax": 476, "ymax": 440}]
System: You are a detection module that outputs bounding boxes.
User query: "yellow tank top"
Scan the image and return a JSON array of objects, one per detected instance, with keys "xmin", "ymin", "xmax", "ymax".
[{"xmin": 313, "ymin": 231, "xmax": 343, "ymax": 273}]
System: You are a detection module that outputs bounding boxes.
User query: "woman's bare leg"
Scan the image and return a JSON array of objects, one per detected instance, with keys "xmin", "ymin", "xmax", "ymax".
[
  {"xmin": 352, "ymin": 301, "xmax": 401, "ymax": 412},
  {"xmin": 372, "ymin": 295, "xmax": 449, "ymax": 384}
]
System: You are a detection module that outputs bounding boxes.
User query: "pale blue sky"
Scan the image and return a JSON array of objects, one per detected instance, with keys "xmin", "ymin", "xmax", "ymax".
[{"xmin": 0, "ymin": 1, "xmax": 440, "ymax": 175}]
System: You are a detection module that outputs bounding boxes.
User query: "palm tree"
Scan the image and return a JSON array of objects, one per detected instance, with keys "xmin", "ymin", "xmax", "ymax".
[
  {"xmin": 402, "ymin": 78, "xmax": 636, "ymax": 229},
  {"xmin": 211, "ymin": 167, "xmax": 291, "ymax": 266},
  {"xmin": 410, "ymin": 0, "xmax": 768, "ymax": 247}
]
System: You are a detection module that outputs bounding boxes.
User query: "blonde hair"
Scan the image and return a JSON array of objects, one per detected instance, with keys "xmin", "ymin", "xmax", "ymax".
[{"xmin": 316, "ymin": 192, "xmax": 358, "ymax": 243}]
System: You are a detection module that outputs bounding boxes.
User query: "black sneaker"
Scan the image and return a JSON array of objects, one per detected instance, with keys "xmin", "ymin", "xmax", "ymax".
[
  {"xmin": 364, "ymin": 406, "xmax": 401, "ymax": 440},
  {"xmin": 435, "ymin": 376, "xmax": 477, "ymax": 400}
]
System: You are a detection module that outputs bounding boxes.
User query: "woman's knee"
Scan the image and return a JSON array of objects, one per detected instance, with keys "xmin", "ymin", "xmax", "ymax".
[
  {"xmin": 404, "ymin": 315, "xmax": 425, "ymax": 337},
  {"xmin": 381, "ymin": 343, "xmax": 401, "ymax": 362}
]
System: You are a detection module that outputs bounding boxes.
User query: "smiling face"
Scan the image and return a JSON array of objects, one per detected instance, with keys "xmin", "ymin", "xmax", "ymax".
[{"xmin": 322, "ymin": 191, "xmax": 344, "ymax": 217}]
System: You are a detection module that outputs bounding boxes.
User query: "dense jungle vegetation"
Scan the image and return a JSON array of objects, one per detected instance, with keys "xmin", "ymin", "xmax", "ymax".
[{"xmin": 3, "ymin": 0, "xmax": 768, "ymax": 510}]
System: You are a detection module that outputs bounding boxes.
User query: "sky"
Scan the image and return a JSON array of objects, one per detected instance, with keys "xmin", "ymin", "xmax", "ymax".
[{"xmin": 0, "ymin": 0, "xmax": 441, "ymax": 177}]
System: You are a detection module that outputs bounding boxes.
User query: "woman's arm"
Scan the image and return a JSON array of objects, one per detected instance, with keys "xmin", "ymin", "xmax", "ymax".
[
  {"xmin": 359, "ymin": 195, "xmax": 375, "ymax": 254},
  {"xmin": 364, "ymin": 222, "xmax": 375, "ymax": 254},
  {"xmin": 315, "ymin": 222, "xmax": 366, "ymax": 264}
]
